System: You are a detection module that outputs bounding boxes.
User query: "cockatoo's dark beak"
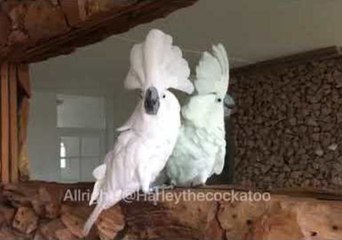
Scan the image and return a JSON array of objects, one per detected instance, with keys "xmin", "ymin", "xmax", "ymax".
[{"xmin": 144, "ymin": 87, "xmax": 160, "ymax": 115}]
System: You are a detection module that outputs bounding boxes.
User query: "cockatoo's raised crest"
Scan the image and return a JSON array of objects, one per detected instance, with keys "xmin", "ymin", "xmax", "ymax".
[
  {"xmin": 125, "ymin": 29, "xmax": 194, "ymax": 94},
  {"xmin": 195, "ymin": 44, "xmax": 229, "ymax": 97}
]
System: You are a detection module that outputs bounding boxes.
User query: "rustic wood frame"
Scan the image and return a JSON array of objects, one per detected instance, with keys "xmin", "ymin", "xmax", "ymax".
[
  {"xmin": 0, "ymin": 63, "xmax": 30, "ymax": 183},
  {"xmin": 0, "ymin": 0, "xmax": 198, "ymax": 63},
  {"xmin": 0, "ymin": 1, "xmax": 342, "ymax": 239},
  {"xmin": 0, "ymin": 0, "xmax": 198, "ymax": 183},
  {"xmin": 0, "ymin": 63, "xmax": 10, "ymax": 183}
]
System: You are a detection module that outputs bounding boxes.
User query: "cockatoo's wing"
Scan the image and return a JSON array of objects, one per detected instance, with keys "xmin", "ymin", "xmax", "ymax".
[
  {"xmin": 89, "ymin": 163, "xmax": 106, "ymax": 205},
  {"xmin": 84, "ymin": 131, "xmax": 135, "ymax": 235},
  {"xmin": 88, "ymin": 134, "xmax": 129, "ymax": 207},
  {"xmin": 88, "ymin": 148, "xmax": 117, "ymax": 206},
  {"xmin": 195, "ymin": 44, "xmax": 229, "ymax": 96},
  {"xmin": 125, "ymin": 29, "xmax": 193, "ymax": 94},
  {"xmin": 212, "ymin": 139, "xmax": 226, "ymax": 175},
  {"xmin": 93, "ymin": 163, "xmax": 106, "ymax": 179}
]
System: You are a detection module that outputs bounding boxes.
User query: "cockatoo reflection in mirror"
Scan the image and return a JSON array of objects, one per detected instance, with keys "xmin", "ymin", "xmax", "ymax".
[{"xmin": 165, "ymin": 44, "xmax": 232, "ymax": 187}]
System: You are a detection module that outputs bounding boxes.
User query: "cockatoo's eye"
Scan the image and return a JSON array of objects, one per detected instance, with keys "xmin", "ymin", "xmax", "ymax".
[
  {"xmin": 162, "ymin": 94, "xmax": 166, "ymax": 99},
  {"xmin": 217, "ymin": 98, "xmax": 222, "ymax": 103}
]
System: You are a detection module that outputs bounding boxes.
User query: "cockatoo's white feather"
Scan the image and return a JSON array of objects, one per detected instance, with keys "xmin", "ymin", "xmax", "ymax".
[
  {"xmin": 125, "ymin": 43, "xmax": 145, "ymax": 89},
  {"xmin": 125, "ymin": 30, "xmax": 193, "ymax": 94},
  {"xmin": 195, "ymin": 44, "xmax": 229, "ymax": 97},
  {"xmin": 84, "ymin": 29, "xmax": 193, "ymax": 235},
  {"xmin": 166, "ymin": 44, "xmax": 230, "ymax": 186},
  {"xmin": 89, "ymin": 163, "xmax": 106, "ymax": 205}
]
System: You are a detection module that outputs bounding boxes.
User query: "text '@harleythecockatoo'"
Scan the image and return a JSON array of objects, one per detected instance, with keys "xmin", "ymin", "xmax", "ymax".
[
  {"xmin": 83, "ymin": 29, "xmax": 194, "ymax": 235},
  {"xmin": 166, "ymin": 44, "xmax": 230, "ymax": 186}
]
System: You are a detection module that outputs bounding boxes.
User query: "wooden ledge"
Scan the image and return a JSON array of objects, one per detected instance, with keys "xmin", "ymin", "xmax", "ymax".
[{"xmin": 0, "ymin": 181, "xmax": 341, "ymax": 239}]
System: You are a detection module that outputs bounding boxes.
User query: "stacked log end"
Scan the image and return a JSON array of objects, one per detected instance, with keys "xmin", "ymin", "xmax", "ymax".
[
  {"xmin": 0, "ymin": 182, "xmax": 124, "ymax": 240},
  {"xmin": 230, "ymin": 58, "xmax": 342, "ymax": 191}
]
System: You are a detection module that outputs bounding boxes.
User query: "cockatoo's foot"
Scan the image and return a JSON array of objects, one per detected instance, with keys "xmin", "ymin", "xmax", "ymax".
[
  {"xmin": 141, "ymin": 184, "xmax": 150, "ymax": 194},
  {"xmin": 149, "ymin": 184, "xmax": 174, "ymax": 193},
  {"xmin": 190, "ymin": 174, "xmax": 208, "ymax": 188},
  {"xmin": 190, "ymin": 182, "xmax": 206, "ymax": 188},
  {"xmin": 144, "ymin": 184, "xmax": 174, "ymax": 206}
]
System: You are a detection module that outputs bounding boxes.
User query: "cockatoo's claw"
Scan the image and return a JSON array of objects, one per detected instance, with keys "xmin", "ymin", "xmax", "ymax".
[
  {"xmin": 149, "ymin": 184, "xmax": 174, "ymax": 193},
  {"xmin": 160, "ymin": 184, "xmax": 175, "ymax": 191},
  {"xmin": 190, "ymin": 181, "xmax": 206, "ymax": 188}
]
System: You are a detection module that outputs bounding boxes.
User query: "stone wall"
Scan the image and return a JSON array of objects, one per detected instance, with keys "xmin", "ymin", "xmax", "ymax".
[{"xmin": 230, "ymin": 55, "xmax": 342, "ymax": 191}]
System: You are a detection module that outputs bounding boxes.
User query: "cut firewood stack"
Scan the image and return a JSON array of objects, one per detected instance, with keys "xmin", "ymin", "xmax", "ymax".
[{"xmin": 230, "ymin": 56, "xmax": 342, "ymax": 191}]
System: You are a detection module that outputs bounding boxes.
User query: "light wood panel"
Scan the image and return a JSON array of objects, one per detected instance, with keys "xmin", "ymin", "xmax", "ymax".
[
  {"xmin": 9, "ymin": 64, "xmax": 18, "ymax": 182},
  {"xmin": 0, "ymin": 63, "xmax": 30, "ymax": 183},
  {"xmin": 1, "ymin": 63, "xmax": 10, "ymax": 183},
  {"xmin": 17, "ymin": 65, "xmax": 31, "ymax": 181}
]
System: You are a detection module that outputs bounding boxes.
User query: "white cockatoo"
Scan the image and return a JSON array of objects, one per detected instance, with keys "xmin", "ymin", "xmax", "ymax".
[
  {"xmin": 83, "ymin": 29, "xmax": 193, "ymax": 235},
  {"xmin": 165, "ymin": 44, "xmax": 231, "ymax": 187}
]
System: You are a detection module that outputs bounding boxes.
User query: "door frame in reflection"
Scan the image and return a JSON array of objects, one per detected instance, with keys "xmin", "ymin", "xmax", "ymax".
[{"xmin": 57, "ymin": 128, "xmax": 106, "ymax": 182}]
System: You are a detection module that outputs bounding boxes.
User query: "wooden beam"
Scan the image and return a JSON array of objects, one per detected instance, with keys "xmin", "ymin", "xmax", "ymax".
[
  {"xmin": 1, "ymin": 63, "xmax": 10, "ymax": 183},
  {"xmin": 0, "ymin": 182, "xmax": 342, "ymax": 239},
  {"xmin": 121, "ymin": 188, "xmax": 342, "ymax": 240},
  {"xmin": 9, "ymin": 64, "xmax": 18, "ymax": 183},
  {"xmin": 231, "ymin": 46, "xmax": 342, "ymax": 74},
  {"xmin": 0, "ymin": 0, "xmax": 198, "ymax": 63}
]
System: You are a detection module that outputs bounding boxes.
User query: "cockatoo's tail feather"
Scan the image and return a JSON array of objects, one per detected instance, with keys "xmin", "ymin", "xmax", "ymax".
[
  {"xmin": 195, "ymin": 43, "xmax": 229, "ymax": 96},
  {"xmin": 125, "ymin": 29, "xmax": 194, "ymax": 94},
  {"xmin": 83, "ymin": 204, "xmax": 105, "ymax": 236}
]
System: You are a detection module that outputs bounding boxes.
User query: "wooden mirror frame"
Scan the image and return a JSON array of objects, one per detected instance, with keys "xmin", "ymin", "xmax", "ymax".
[
  {"xmin": 1, "ymin": 63, "xmax": 30, "ymax": 183},
  {"xmin": 1, "ymin": 2, "xmax": 342, "ymax": 239},
  {"xmin": 0, "ymin": 0, "xmax": 197, "ymax": 183}
]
